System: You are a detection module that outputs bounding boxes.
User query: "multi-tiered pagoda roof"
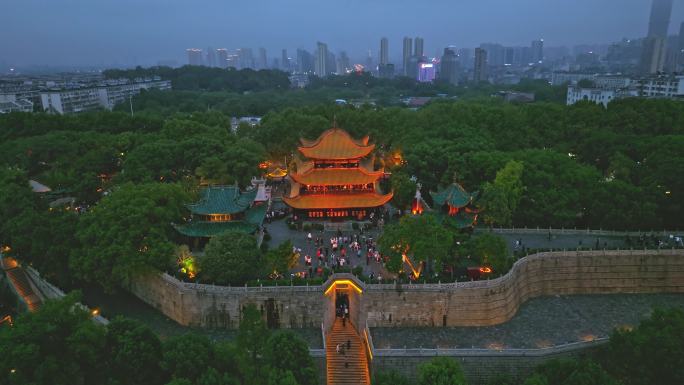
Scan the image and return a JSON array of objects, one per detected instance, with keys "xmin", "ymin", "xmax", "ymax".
[
  {"xmin": 175, "ymin": 185, "xmax": 266, "ymax": 237},
  {"xmin": 283, "ymin": 128, "xmax": 392, "ymax": 218},
  {"xmin": 430, "ymin": 182, "xmax": 479, "ymax": 228}
]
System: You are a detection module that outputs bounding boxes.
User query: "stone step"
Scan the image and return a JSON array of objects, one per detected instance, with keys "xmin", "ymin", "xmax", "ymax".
[{"xmin": 326, "ymin": 318, "xmax": 369, "ymax": 385}]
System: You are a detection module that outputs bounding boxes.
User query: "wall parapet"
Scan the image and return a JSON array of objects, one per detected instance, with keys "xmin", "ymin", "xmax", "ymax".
[{"xmin": 128, "ymin": 249, "xmax": 684, "ymax": 329}]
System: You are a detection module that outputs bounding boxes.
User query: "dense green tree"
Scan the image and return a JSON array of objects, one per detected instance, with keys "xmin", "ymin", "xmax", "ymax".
[
  {"xmin": 464, "ymin": 233, "xmax": 511, "ymax": 276},
  {"xmin": 417, "ymin": 357, "xmax": 467, "ymax": 385},
  {"xmin": 389, "ymin": 171, "xmax": 417, "ymax": 211},
  {"xmin": 0, "ymin": 293, "xmax": 107, "ymax": 385},
  {"xmin": 599, "ymin": 308, "xmax": 684, "ymax": 385},
  {"xmin": 0, "ymin": 168, "xmax": 43, "ymax": 258},
  {"xmin": 378, "ymin": 214, "xmax": 454, "ymax": 275},
  {"xmin": 200, "ymin": 231, "xmax": 262, "ymax": 285},
  {"xmin": 373, "ymin": 370, "xmax": 412, "ymax": 385},
  {"xmin": 481, "ymin": 160, "xmax": 524, "ymax": 227},
  {"xmin": 70, "ymin": 182, "xmax": 189, "ymax": 290},
  {"xmin": 106, "ymin": 317, "xmax": 165, "ymax": 385},
  {"xmin": 237, "ymin": 304, "xmax": 271, "ymax": 385},
  {"xmin": 162, "ymin": 334, "xmax": 214, "ymax": 383},
  {"xmin": 264, "ymin": 240, "xmax": 297, "ymax": 277},
  {"xmin": 264, "ymin": 330, "xmax": 318, "ymax": 385}
]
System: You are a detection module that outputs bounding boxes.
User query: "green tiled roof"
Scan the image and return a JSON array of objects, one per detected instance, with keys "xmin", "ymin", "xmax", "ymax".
[
  {"xmin": 245, "ymin": 203, "xmax": 268, "ymax": 226},
  {"xmin": 187, "ymin": 186, "xmax": 257, "ymax": 215},
  {"xmin": 175, "ymin": 221, "xmax": 258, "ymax": 237},
  {"xmin": 430, "ymin": 183, "xmax": 473, "ymax": 208}
]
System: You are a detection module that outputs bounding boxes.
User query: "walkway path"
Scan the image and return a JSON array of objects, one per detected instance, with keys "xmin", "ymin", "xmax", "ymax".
[
  {"xmin": 1, "ymin": 257, "xmax": 42, "ymax": 312},
  {"xmin": 326, "ymin": 318, "xmax": 370, "ymax": 385}
]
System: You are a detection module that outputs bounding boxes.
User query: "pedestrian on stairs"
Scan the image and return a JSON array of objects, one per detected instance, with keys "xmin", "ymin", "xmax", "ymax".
[{"xmin": 346, "ymin": 339, "xmax": 351, "ymax": 350}]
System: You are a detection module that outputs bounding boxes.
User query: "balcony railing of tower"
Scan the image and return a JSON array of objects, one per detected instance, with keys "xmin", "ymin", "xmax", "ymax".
[
  {"xmin": 313, "ymin": 161, "xmax": 360, "ymax": 169},
  {"xmin": 301, "ymin": 185, "xmax": 375, "ymax": 194}
]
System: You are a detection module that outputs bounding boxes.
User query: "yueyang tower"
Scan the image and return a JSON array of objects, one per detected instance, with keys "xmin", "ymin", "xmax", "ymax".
[{"xmin": 284, "ymin": 127, "xmax": 392, "ymax": 220}]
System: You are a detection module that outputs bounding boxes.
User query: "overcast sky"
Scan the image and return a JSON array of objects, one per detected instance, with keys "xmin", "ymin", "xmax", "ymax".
[{"xmin": 2, "ymin": 0, "xmax": 683, "ymax": 67}]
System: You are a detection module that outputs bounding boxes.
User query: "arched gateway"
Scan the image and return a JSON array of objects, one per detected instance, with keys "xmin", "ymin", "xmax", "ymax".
[{"xmin": 322, "ymin": 274, "xmax": 371, "ymax": 385}]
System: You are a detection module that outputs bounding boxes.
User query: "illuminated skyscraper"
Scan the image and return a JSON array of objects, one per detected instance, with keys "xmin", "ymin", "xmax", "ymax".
[
  {"xmin": 402, "ymin": 37, "xmax": 412, "ymax": 76},
  {"xmin": 418, "ymin": 62, "xmax": 435, "ymax": 82},
  {"xmin": 187, "ymin": 48, "xmax": 203, "ymax": 66}
]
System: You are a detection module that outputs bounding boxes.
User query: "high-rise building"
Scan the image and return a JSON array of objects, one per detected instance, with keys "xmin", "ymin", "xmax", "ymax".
[
  {"xmin": 402, "ymin": 37, "xmax": 413, "ymax": 76},
  {"xmin": 418, "ymin": 62, "xmax": 435, "ymax": 82},
  {"xmin": 531, "ymin": 39, "xmax": 544, "ymax": 63},
  {"xmin": 258, "ymin": 48, "xmax": 268, "ymax": 69},
  {"xmin": 281, "ymin": 49, "xmax": 290, "ymax": 72},
  {"xmin": 187, "ymin": 49, "xmax": 203, "ymax": 66},
  {"xmin": 480, "ymin": 43, "xmax": 504, "ymax": 67},
  {"xmin": 474, "ymin": 48, "xmax": 488, "ymax": 82},
  {"xmin": 439, "ymin": 47, "xmax": 459, "ymax": 85},
  {"xmin": 414, "ymin": 37, "xmax": 424, "ymax": 58},
  {"xmin": 206, "ymin": 47, "xmax": 216, "ymax": 67},
  {"xmin": 216, "ymin": 49, "xmax": 229, "ymax": 68},
  {"xmin": 326, "ymin": 51, "xmax": 337, "ymax": 75},
  {"xmin": 641, "ymin": 0, "xmax": 673, "ymax": 74},
  {"xmin": 380, "ymin": 37, "xmax": 389, "ymax": 65},
  {"xmin": 315, "ymin": 42, "xmax": 328, "ymax": 77},
  {"xmin": 337, "ymin": 51, "xmax": 351, "ymax": 74},
  {"xmin": 458, "ymin": 48, "xmax": 473, "ymax": 69},
  {"xmin": 297, "ymin": 49, "xmax": 314, "ymax": 73},
  {"xmin": 238, "ymin": 48, "xmax": 254, "ymax": 69},
  {"xmin": 647, "ymin": 0, "xmax": 673, "ymax": 38}
]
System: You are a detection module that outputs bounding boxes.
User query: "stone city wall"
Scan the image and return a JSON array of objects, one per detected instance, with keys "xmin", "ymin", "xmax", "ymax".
[
  {"xmin": 128, "ymin": 249, "xmax": 684, "ymax": 329},
  {"xmin": 127, "ymin": 273, "xmax": 327, "ymax": 328},
  {"xmin": 360, "ymin": 249, "xmax": 684, "ymax": 328}
]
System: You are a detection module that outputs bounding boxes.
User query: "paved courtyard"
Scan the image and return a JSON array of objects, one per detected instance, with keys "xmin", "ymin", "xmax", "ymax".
[
  {"xmin": 371, "ymin": 293, "xmax": 684, "ymax": 349},
  {"xmin": 264, "ymin": 218, "xmax": 390, "ymax": 278}
]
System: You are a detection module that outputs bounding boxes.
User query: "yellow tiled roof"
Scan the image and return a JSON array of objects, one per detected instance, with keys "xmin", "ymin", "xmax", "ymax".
[
  {"xmin": 298, "ymin": 128, "xmax": 374, "ymax": 160},
  {"xmin": 283, "ymin": 192, "xmax": 393, "ymax": 209}
]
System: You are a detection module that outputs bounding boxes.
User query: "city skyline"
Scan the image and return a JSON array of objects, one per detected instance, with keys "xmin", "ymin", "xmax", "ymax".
[{"xmin": 3, "ymin": 0, "xmax": 684, "ymax": 67}]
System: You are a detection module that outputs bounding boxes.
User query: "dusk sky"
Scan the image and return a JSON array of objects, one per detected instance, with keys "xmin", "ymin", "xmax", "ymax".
[{"xmin": 2, "ymin": 0, "xmax": 683, "ymax": 67}]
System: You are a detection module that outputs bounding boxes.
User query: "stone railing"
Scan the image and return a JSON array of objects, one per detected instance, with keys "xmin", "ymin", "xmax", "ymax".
[
  {"xmin": 476, "ymin": 227, "xmax": 682, "ymax": 237},
  {"xmin": 372, "ymin": 338, "xmax": 609, "ymax": 357}
]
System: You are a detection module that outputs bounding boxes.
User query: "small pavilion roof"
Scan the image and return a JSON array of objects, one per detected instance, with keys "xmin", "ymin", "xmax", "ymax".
[
  {"xmin": 186, "ymin": 185, "xmax": 257, "ymax": 215},
  {"xmin": 430, "ymin": 183, "xmax": 473, "ymax": 208},
  {"xmin": 298, "ymin": 128, "xmax": 374, "ymax": 160},
  {"xmin": 283, "ymin": 192, "xmax": 393, "ymax": 210},
  {"xmin": 290, "ymin": 167, "xmax": 384, "ymax": 186}
]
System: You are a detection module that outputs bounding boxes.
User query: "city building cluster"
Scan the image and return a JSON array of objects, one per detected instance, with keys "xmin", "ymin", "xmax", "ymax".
[{"xmin": 0, "ymin": 73, "xmax": 171, "ymax": 114}]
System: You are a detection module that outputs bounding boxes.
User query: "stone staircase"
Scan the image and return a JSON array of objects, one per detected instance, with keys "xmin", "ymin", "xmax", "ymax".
[
  {"xmin": 325, "ymin": 318, "xmax": 370, "ymax": 385},
  {"xmin": 3, "ymin": 261, "xmax": 42, "ymax": 312}
]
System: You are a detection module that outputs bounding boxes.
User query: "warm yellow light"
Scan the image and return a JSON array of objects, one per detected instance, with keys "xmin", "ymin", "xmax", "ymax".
[
  {"xmin": 364, "ymin": 330, "xmax": 374, "ymax": 360},
  {"xmin": 324, "ymin": 279, "xmax": 363, "ymax": 296},
  {"xmin": 91, "ymin": 308, "xmax": 100, "ymax": 317}
]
